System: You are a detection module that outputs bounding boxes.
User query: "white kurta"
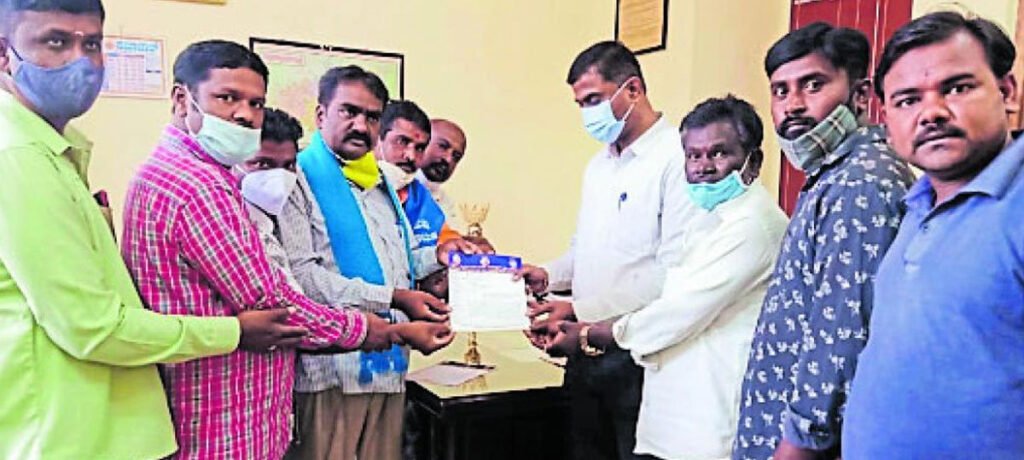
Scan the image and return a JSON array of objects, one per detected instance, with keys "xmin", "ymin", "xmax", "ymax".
[
  {"xmin": 545, "ymin": 117, "xmax": 698, "ymax": 321},
  {"xmin": 614, "ymin": 184, "xmax": 788, "ymax": 460}
]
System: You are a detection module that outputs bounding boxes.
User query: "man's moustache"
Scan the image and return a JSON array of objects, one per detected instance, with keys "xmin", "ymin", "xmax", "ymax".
[{"xmin": 913, "ymin": 125, "xmax": 967, "ymax": 149}]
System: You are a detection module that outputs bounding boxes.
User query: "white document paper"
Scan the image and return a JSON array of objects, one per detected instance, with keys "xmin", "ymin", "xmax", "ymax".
[
  {"xmin": 408, "ymin": 363, "xmax": 491, "ymax": 386},
  {"xmin": 448, "ymin": 269, "xmax": 529, "ymax": 332}
]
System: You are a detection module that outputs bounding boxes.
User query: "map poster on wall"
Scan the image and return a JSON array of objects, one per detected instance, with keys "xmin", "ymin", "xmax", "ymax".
[
  {"xmin": 101, "ymin": 36, "xmax": 166, "ymax": 99},
  {"xmin": 250, "ymin": 38, "xmax": 404, "ymax": 146}
]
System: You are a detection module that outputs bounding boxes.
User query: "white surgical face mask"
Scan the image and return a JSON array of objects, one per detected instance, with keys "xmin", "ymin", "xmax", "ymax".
[
  {"xmin": 580, "ymin": 78, "xmax": 637, "ymax": 144},
  {"xmin": 185, "ymin": 90, "xmax": 262, "ymax": 166},
  {"xmin": 241, "ymin": 168, "xmax": 298, "ymax": 215}
]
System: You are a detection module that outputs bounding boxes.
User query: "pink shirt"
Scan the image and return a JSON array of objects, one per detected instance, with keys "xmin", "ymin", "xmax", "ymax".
[{"xmin": 122, "ymin": 125, "xmax": 367, "ymax": 459}]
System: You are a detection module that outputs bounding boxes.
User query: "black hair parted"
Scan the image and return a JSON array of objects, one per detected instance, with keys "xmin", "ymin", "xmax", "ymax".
[
  {"xmin": 680, "ymin": 94, "xmax": 764, "ymax": 153},
  {"xmin": 173, "ymin": 40, "xmax": 269, "ymax": 91},
  {"xmin": 380, "ymin": 99, "xmax": 430, "ymax": 139},
  {"xmin": 261, "ymin": 107, "xmax": 303, "ymax": 149},
  {"xmin": 566, "ymin": 40, "xmax": 645, "ymax": 89},
  {"xmin": 874, "ymin": 11, "xmax": 1015, "ymax": 99},
  {"xmin": 317, "ymin": 65, "xmax": 389, "ymax": 107},
  {"xmin": 764, "ymin": 22, "xmax": 870, "ymax": 82},
  {"xmin": 0, "ymin": 0, "xmax": 104, "ymax": 18}
]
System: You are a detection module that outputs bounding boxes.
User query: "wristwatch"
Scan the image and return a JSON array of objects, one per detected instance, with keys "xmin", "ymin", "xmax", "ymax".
[{"xmin": 579, "ymin": 325, "xmax": 605, "ymax": 357}]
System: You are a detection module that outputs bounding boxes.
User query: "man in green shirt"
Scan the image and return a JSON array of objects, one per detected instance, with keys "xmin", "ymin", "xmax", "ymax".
[{"xmin": 0, "ymin": 1, "xmax": 307, "ymax": 458}]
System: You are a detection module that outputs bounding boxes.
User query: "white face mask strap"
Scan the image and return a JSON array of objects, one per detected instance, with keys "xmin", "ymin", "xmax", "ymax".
[
  {"xmin": 737, "ymin": 151, "xmax": 757, "ymax": 185},
  {"xmin": 610, "ymin": 77, "xmax": 638, "ymax": 122},
  {"xmin": 181, "ymin": 86, "xmax": 209, "ymax": 138},
  {"xmin": 610, "ymin": 77, "xmax": 635, "ymax": 102}
]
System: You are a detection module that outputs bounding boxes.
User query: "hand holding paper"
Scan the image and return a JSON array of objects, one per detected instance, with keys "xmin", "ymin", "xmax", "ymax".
[{"xmin": 448, "ymin": 253, "xmax": 529, "ymax": 332}]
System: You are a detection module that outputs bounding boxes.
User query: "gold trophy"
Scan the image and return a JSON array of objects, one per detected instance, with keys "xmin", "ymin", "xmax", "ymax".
[
  {"xmin": 459, "ymin": 202, "xmax": 490, "ymax": 238},
  {"xmin": 458, "ymin": 202, "xmax": 491, "ymax": 365}
]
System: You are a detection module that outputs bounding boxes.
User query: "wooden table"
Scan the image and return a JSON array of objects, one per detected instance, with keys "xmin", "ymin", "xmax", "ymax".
[{"xmin": 405, "ymin": 331, "xmax": 569, "ymax": 460}]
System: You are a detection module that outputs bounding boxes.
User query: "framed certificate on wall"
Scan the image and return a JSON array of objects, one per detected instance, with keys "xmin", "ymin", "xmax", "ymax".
[{"xmin": 615, "ymin": 0, "xmax": 668, "ymax": 54}]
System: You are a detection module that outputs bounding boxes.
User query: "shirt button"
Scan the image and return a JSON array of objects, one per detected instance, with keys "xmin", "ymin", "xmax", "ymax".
[{"xmin": 921, "ymin": 223, "xmax": 930, "ymax": 233}]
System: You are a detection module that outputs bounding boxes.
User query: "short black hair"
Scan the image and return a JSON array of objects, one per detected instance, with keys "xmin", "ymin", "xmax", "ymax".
[
  {"xmin": 317, "ymin": 65, "xmax": 389, "ymax": 107},
  {"xmin": 380, "ymin": 99, "xmax": 430, "ymax": 139},
  {"xmin": 764, "ymin": 22, "xmax": 870, "ymax": 83},
  {"xmin": 0, "ymin": 0, "xmax": 104, "ymax": 32},
  {"xmin": 173, "ymin": 40, "xmax": 269, "ymax": 91},
  {"xmin": 680, "ymin": 94, "xmax": 764, "ymax": 153},
  {"xmin": 566, "ymin": 41, "xmax": 645, "ymax": 89},
  {"xmin": 261, "ymin": 107, "xmax": 303, "ymax": 150},
  {"xmin": 874, "ymin": 11, "xmax": 1015, "ymax": 99}
]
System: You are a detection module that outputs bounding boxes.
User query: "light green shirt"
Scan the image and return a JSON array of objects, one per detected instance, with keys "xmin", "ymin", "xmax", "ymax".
[{"xmin": 0, "ymin": 89, "xmax": 241, "ymax": 459}]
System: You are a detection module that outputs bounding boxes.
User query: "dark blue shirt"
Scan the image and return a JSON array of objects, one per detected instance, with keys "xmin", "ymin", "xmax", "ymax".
[
  {"xmin": 843, "ymin": 135, "xmax": 1024, "ymax": 460},
  {"xmin": 734, "ymin": 126, "xmax": 915, "ymax": 459}
]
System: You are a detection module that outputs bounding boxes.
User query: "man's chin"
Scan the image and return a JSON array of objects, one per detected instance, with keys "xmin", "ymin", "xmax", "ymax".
[
  {"xmin": 780, "ymin": 126, "xmax": 811, "ymax": 140},
  {"xmin": 424, "ymin": 167, "xmax": 451, "ymax": 183},
  {"xmin": 338, "ymin": 147, "xmax": 370, "ymax": 161}
]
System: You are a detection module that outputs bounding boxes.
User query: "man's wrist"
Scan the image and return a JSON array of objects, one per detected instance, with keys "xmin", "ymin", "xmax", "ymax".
[
  {"xmin": 387, "ymin": 323, "xmax": 407, "ymax": 344},
  {"xmin": 588, "ymin": 322, "xmax": 615, "ymax": 349},
  {"xmin": 579, "ymin": 324, "xmax": 606, "ymax": 357}
]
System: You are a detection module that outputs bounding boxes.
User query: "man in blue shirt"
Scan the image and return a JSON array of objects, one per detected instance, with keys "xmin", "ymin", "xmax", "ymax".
[
  {"xmin": 844, "ymin": 12, "xmax": 1024, "ymax": 459},
  {"xmin": 733, "ymin": 23, "xmax": 915, "ymax": 460}
]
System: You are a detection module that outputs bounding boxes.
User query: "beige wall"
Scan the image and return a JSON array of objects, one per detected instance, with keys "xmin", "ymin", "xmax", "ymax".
[{"xmin": 78, "ymin": 0, "xmax": 791, "ymax": 262}]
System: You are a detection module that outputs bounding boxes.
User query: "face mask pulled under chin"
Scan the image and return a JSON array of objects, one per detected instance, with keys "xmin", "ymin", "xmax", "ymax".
[
  {"xmin": 240, "ymin": 168, "xmax": 298, "ymax": 216},
  {"xmin": 184, "ymin": 90, "xmax": 262, "ymax": 167},
  {"xmin": 686, "ymin": 155, "xmax": 753, "ymax": 211},
  {"xmin": 777, "ymin": 104, "xmax": 858, "ymax": 171}
]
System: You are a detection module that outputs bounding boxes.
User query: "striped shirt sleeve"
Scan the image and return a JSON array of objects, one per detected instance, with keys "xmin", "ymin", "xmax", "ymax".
[{"xmin": 172, "ymin": 181, "xmax": 366, "ymax": 350}]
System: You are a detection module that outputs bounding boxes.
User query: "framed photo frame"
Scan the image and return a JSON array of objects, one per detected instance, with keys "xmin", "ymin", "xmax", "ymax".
[
  {"xmin": 615, "ymin": 0, "xmax": 669, "ymax": 55},
  {"xmin": 250, "ymin": 37, "xmax": 404, "ymax": 146}
]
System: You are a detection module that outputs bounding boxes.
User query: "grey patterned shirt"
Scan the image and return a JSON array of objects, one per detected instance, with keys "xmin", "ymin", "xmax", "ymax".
[
  {"xmin": 279, "ymin": 169, "xmax": 442, "ymax": 394},
  {"xmin": 733, "ymin": 126, "xmax": 915, "ymax": 459}
]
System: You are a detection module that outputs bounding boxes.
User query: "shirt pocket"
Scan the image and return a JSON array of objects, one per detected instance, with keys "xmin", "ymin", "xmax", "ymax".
[{"xmin": 610, "ymin": 183, "xmax": 660, "ymax": 255}]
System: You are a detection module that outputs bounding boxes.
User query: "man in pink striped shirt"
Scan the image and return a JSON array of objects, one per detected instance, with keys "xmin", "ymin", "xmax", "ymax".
[{"xmin": 121, "ymin": 40, "xmax": 400, "ymax": 460}]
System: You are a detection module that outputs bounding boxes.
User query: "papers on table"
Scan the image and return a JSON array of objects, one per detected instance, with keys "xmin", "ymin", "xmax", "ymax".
[
  {"xmin": 408, "ymin": 362, "xmax": 494, "ymax": 386},
  {"xmin": 447, "ymin": 253, "xmax": 529, "ymax": 332}
]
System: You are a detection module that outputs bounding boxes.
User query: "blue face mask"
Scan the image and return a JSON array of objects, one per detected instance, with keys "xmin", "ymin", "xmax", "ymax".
[
  {"xmin": 580, "ymin": 79, "xmax": 636, "ymax": 144},
  {"xmin": 9, "ymin": 46, "xmax": 104, "ymax": 128},
  {"xmin": 686, "ymin": 157, "xmax": 751, "ymax": 211}
]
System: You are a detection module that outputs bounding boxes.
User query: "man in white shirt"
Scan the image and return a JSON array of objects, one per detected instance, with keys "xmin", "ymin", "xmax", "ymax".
[
  {"xmin": 519, "ymin": 41, "xmax": 696, "ymax": 460},
  {"xmin": 548, "ymin": 95, "xmax": 788, "ymax": 459}
]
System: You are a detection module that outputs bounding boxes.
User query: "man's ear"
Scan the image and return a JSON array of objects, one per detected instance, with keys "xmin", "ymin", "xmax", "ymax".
[
  {"xmin": 999, "ymin": 73, "xmax": 1018, "ymax": 115},
  {"xmin": 744, "ymin": 149, "xmax": 764, "ymax": 183},
  {"xmin": 170, "ymin": 84, "xmax": 189, "ymax": 120},
  {"xmin": 315, "ymin": 103, "xmax": 326, "ymax": 130},
  {"xmin": 625, "ymin": 76, "xmax": 644, "ymax": 100},
  {"xmin": 850, "ymin": 78, "xmax": 872, "ymax": 118}
]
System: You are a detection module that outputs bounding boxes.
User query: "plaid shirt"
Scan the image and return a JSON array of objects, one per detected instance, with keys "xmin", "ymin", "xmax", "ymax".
[{"xmin": 122, "ymin": 125, "xmax": 367, "ymax": 460}]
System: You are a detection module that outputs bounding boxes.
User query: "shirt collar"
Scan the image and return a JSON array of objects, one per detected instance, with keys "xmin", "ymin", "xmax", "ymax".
[
  {"xmin": 0, "ymin": 88, "xmax": 91, "ymax": 157},
  {"xmin": 160, "ymin": 124, "xmax": 222, "ymax": 167},
  {"xmin": 606, "ymin": 114, "xmax": 668, "ymax": 158}
]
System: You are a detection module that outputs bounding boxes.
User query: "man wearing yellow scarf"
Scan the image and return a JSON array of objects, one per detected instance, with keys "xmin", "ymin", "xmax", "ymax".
[{"xmin": 280, "ymin": 66, "xmax": 464, "ymax": 460}]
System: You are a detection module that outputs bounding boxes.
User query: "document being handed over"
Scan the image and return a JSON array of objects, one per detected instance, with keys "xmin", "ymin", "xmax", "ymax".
[{"xmin": 448, "ymin": 253, "xmax": 529, "ymax": 332}]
